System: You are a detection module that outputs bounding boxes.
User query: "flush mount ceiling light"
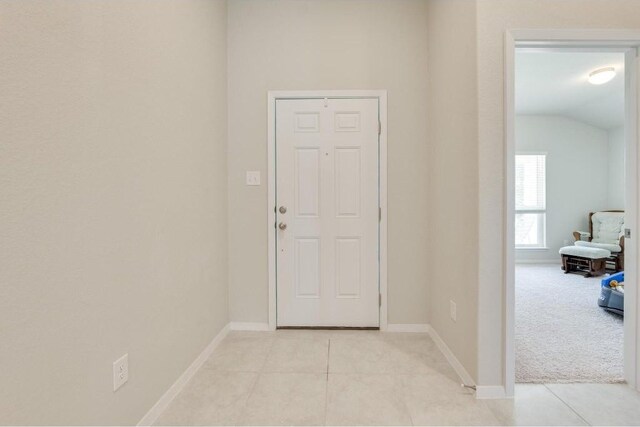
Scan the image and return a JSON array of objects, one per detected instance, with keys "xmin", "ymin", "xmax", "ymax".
[{"xmin": 588, "ymin": 67, "xmax": 616, "ymax": 85}]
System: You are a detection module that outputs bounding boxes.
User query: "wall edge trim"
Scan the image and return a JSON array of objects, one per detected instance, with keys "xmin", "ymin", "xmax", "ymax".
[
  {"xmin": 386, "ymin": 323, "xmax": 430, "ymax": 333},
  {"xmin": 229, "ymin": 322, "xmax": 271, "ymax": 331},
  {"xmin": 475, "ymin": 385, "xmax": 508, "ymax": 400},
  {"xmin": 428, "ymin": 325, "xmax": 476, "ymax": 388},
  {"xmin": 137, "ymin": 323, "xmax": 230, "ymax": 426}
]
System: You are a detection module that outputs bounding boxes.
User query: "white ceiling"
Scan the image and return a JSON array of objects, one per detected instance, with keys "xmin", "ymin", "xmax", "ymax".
[{"xmin": 516, "ymin": 51, "xmax": 625, "ymax": 130}]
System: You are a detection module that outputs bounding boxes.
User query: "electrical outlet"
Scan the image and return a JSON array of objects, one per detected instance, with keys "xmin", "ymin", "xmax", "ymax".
[
  {"xmin": 246, "ymin": 171, "xmax": 261, "ymax": 186},
  {"xmin": 113, "ymin": 354, "xmax": 128, "ymax": 391},
  {"xmin": 450, "ymin": 300, "xmax": 457, "ymax": 322}
]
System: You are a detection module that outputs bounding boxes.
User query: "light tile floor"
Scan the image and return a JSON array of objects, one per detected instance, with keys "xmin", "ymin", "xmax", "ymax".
[{"xmin": 155, "ymin": 330, "xmax": 640, "ymax": 426}]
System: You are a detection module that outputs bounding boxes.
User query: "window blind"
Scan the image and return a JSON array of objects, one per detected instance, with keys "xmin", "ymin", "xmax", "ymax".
[{"xmin": 515, "ymin": 154, "xmax": 546, "ymax": 211}]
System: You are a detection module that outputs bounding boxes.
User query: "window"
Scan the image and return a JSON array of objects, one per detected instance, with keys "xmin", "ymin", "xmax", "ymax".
[{"xmin": 515, "ymin": 154, "xmax": 546, "ymax": 248}]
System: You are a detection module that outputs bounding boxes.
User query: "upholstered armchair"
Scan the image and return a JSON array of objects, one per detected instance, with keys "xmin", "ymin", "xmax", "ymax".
[{"xmin": 572, "ymin": 210, "xmax": 625, "ymax": 272}]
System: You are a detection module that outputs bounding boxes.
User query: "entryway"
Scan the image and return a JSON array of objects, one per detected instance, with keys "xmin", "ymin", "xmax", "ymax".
[{"xmin": 267, "ymin": 92, "xmax": 388, "ymax": 329}]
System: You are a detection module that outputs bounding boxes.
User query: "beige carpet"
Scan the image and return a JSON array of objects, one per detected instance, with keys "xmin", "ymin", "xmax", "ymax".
[{"xmin": 516, "ymin": 264, "xmax": 624, "ymax": 383}]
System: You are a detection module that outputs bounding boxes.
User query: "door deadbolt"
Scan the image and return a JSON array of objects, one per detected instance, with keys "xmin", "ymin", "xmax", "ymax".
[
  {"xmin": 278, "ymin": 222, "xmax": 287, "ymax": 231},
  {"xmin": 279, "ymin": 206, "xmax": 287, "ymax": 214}
]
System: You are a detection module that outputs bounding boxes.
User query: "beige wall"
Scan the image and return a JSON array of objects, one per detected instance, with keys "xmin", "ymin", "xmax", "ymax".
[
  {"xmin": 426, "ymin": 0, "xmax": 479, "ymax": 381},
  {"xmin": 476, "ymin": 0, "xmax": 640, "ymax": 386},
  {"xmin": 227, "ymin": 0, "xmax": 430, "ymax": 325},
  {"xmin": 0, "ymin": 1, "xmax": 228, "ymax": 424},
  {"xmin": 608, "ymin": 125, "xmax": 626, "ymax": 209}
]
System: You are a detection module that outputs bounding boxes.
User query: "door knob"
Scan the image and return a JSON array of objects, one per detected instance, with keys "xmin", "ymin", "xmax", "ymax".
[
  {"xmin": 279, "ymin": 206, "xmax": 287, "ymax": 214},
  {"xmin": 278, "ymin": 222, "xmax": 287, "ymax": 231}
]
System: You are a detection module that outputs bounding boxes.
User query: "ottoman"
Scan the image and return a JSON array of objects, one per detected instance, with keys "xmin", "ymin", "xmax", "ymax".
[{"xmin": 559, "ymin": 246, "xmax": 611, "ymax": 277}]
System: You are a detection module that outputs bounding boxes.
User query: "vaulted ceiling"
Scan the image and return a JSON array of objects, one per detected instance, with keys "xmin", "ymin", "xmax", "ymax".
[{"xmin": 516, "ymin": 51, "xmax": 625, "ymax": 130}]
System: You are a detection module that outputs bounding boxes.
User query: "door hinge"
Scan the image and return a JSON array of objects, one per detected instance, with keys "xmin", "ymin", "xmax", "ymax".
[
  {"xmin": 378, "ymin": 120, "xmax": 381, "ymax": 135},
  {"xmin": 379, "ymin": 207, "xmax": 382, "ymax": 222},
  {"xmin": 625, "ymin": 228, "xmax": 631, "ymax": 239},
  {"xmin": 379, "ymin": 293, "xmax": 382, "ymax": 307}
]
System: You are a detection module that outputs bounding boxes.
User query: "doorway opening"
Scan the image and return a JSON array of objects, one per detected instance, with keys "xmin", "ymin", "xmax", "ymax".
[
  {"xmin": 505, "ymin": 31, "xmax": 640, "ymax": 397},
  {"xmin": 515, "ymin": 49, "xmax": 627, "ymax": 383}
]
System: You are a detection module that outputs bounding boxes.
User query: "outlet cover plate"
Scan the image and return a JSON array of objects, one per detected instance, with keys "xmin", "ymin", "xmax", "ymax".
[{"xmin": 113, "ymin": 353, "xmax": 129, "ymax": 391}]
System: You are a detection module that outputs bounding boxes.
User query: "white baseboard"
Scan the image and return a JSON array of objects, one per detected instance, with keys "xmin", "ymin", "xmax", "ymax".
[
  {"xmin": 137, "ymin": 323, "xmax": 230, "ymax": 426},
  {"xmin": 229, "ymin": 321, "xmax": 270, "ymax": 331},
  {"xmin": 427, "ymin": 325, "xmax": 476, "ymax": 388},
  {"xmin": 475, "ymin": 385, "xmax": 507, "ymax": 399},
  {"xmin": 386, "ymin": 323, "xmax": 430, "ymax": 333}
]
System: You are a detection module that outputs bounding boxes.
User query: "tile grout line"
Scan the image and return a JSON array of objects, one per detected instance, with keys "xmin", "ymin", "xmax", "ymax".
[
  {"xmin": 326, "ymin": 338, "xmax": 331, "ymax": 377},
  {"xmin": 398, "ymin": 376, "xmax": 415, "ymax": 426},
  {"xmin": 543, "ymin": 384, "xmax": 592, "ymax": 426},
  {"xmin": 236, "ymin": 371, "xmax": 262, "ymax": 426},
  {"xmin": 324, "ymin": 338, "xmax": 331, "ymax": 426},
  {"xmin": 235, "ymin": 337, "xmax": 277, "ymax": 425}
]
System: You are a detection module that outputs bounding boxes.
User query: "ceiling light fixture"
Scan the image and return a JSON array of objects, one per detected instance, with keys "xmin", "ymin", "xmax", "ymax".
[{"xmin": 588, "ymin": 67, "xmax": 616, "ymax": 85}]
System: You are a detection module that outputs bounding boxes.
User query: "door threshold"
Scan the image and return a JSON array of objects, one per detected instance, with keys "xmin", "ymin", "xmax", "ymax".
[{"xmin": 277, "ymin": 326, "xmax": 380, "ymax": 330}]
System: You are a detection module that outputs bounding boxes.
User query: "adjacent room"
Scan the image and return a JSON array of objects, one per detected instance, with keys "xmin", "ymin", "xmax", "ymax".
[{"xmin": 514, "ymin": 50, "xmax": 627, "ymax": 383}]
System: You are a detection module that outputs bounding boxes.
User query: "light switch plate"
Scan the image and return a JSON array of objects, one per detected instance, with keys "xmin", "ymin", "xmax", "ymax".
[
  {"xmin": 246, "ymin": 171, "xmax": 261, "ymax": 186},
  {"xmin": 113, "ymin": 354, "xmax": 129, "ymax": 391}
]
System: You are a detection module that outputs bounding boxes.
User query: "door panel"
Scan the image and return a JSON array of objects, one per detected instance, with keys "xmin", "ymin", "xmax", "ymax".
[
  {"xmin": 295, "ymin": 148, "xmax": 320, "ymax": 217},
  {"xmin": 335, "ymin": 148, "xmax": 361, "ymax": 217},
  {"xmin": 335, "ymin": 237, "xmax": 361, "ymax": 298},
  {"xmin": 294, "ymin": 238, "xmax": 320, "ymax": 298},
  {"xmin": 276, "ymin": 98, "xmax": 379, "ymax": 327}
]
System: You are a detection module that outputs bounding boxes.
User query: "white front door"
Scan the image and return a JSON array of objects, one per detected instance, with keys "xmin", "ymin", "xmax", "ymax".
[{"xmin": 275, "ymin": 98, "xmax": 380, "ymax": 327}]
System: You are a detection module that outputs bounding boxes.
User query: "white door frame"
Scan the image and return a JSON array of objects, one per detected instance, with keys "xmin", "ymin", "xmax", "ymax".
[
  {"xmin": 505, "ymin": 29, "xmax": 640, "ymax": 397},
  {"xmin": 267, "ymin": 90, "xmax": 388, "ymax": 331}
]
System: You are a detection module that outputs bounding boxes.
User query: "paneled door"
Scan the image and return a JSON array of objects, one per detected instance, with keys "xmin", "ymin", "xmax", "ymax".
[{"xmin": 275, "ymin": 98, "xmax": 380, "ymax": 327}]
